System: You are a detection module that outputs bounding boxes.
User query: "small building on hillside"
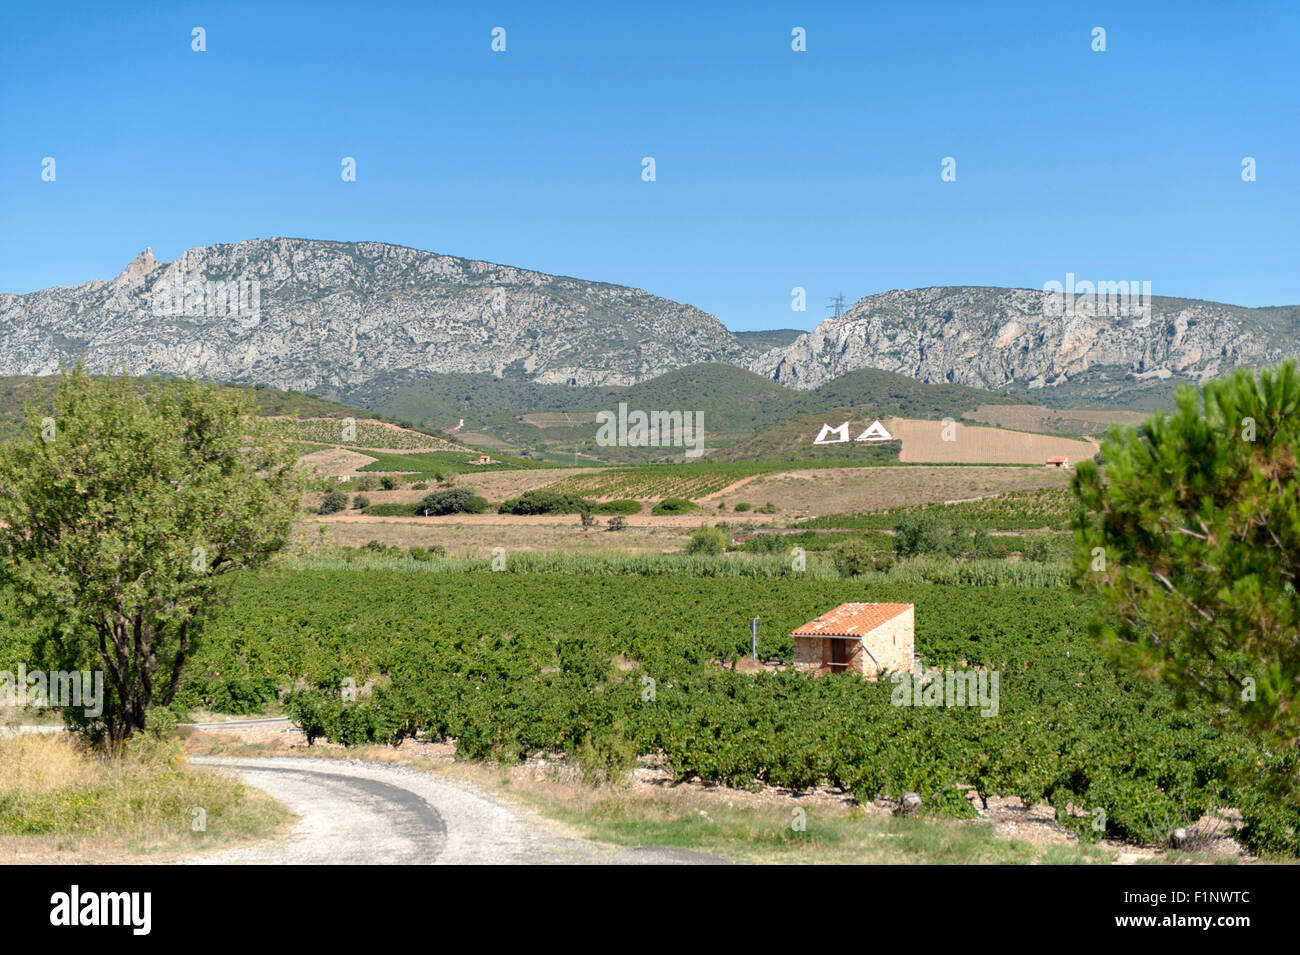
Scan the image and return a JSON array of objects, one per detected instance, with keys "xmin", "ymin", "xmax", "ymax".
[
  {"xmin": 792, "ymin": 602, "xmax": 915, "ymax": 678},
  {"xmin": 1045, "ymin": 455, "xmax": 1070, "ymax": 469},
  {"xmin": 470, "ymin": 454, "xmax": 497, "ymax": 466}
]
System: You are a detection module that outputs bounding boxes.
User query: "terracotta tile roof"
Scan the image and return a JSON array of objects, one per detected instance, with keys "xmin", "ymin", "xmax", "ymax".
[
  {"xmin": 1046, "ymin": 456, "xmax": 1069, "ymax": 463},
  {"xmin": 791, "ymin": 602, "xmax": 912, "ymax": 637}
]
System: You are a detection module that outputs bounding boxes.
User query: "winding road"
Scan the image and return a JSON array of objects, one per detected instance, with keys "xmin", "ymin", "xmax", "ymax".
[{"xmin": 186, "ymin": 756, "xmax": 725, "ymax": 865}]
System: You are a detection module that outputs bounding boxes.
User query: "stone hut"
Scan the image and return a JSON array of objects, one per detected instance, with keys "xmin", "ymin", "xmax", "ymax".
[{"xmin": 792, "ymin": 602, "xmax": 915, "ymax": 679}]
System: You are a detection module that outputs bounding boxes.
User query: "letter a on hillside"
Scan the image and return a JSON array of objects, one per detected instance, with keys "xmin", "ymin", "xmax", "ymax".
[
  {"xmin": 813, "ymin": 422, "xmax": 850, "ymax": 445},
  {"xmin": 856, "ymin": 420, "xmax": 892, "ymax": 442}
]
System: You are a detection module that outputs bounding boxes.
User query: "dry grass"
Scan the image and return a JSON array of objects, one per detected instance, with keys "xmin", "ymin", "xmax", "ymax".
[
  {"xmin": 180, "ymin": 731, "xmax": 1117, "ymax": 865},
  {"xmin": 297, "ymin": 447, "xmax": 378, "ymax": 479},
  {"xmin": 0, "ymin": 733, "xmax": 293, "ymax": 863},
  {"xmin": 294, "ymin": 516, "xmax": 698, "ymax": 556},
  {"xmin": 881, "ymin": 417, "xmax": 1098, "ymax": 464}
]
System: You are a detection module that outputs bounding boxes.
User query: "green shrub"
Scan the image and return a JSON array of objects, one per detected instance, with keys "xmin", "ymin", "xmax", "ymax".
[
  {"xmin": 318, "ymin": 489, "xmax": 348, "ymax": 515},
  {"xmin": 380, "ymin": 475, "xmax": 400, "ymax": 491},
  {"xmin": 832, "ymin": 540, "xmax": 894, "ymax": 577},
  {"xmin": 418, "ymin": 488, "xmax": 489, "ymax": 516},
  {"xmin": 606, "ymin": 514, "xmax": 628, "ymax": 531},
  {"xmin": 684, "ymin": 525, "xmax": 728, "ymax": 555},
  {"xmin": 352, "ymin": 494, "xmax": 370, "ymax": 510},
  {"xmin": 498, "ymin": 490, "xmax": 594, "ymax": 515},
  {"xmin": 754, "ymin": 502, "xmax": 778, "ymax": 514},
  {"xmin": 893, "ymin": 512, "xmax": 947, "ymax": 557},
  {"xmin": 744, "ymin": 531, "xmax": 786, "ymax": 554},
  {"xmin": 733, "ymin": 501, "xmax": 753, "ymax": 512},
  {"xmin": 591, "ymin": 499, "xmax": 641, "ymax": 515},
  {"xmin": 651, "ymin": 497, "xmax": 700, "ymax": 515},
  {"xmin": 363, "ymin": 503, "xmax": 417, "ymax": 517}
]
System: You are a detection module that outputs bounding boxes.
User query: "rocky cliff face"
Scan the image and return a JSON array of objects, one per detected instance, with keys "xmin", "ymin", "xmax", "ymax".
[
  {"xmin": 0, "ymin": 238, "xmax": 747, "ymax": 391},
  {"xmin": 4, "ymin": 246, "xmax": 1294, "ymax": 405},
  {"xmin": 749, "ymin": 287, "xmax": 1299, "ymax": 393}
]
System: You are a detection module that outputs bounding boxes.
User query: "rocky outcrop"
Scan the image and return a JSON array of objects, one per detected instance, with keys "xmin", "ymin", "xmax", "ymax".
[
  {"xmin": 749, "ymin": 287, "xmax": 1297, "ymax": 392},
  {"xmin": 0, "ymin": 238, "xmax": 747, "ymax": 391}
]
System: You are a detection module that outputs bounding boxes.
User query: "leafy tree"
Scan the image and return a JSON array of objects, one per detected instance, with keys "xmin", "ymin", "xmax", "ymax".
[
  {"xmin": 893, "ymin": 511, "xmax": 946, "ymax": 557},
  {"xmin": 0, "ymin": 367, "xmax": 299, "ymax": 742},
  {"xmin": 318, "ymin": 489, "xmax": 348, "ymax": 514},
  {"xmin": 418, "ymin": 488, "xmax": 488, "ymax": 515},
  {"xmin": 685, "ymin": 525, "xmax": 728, "ymax": 555},
  {"xmin": 379, "ymin": 475, "xmax": 399, "ymax": 490},
  {"xmin": 352, "ymin": 494, "xmax": 371, "ymax": 510},
  {"xmin": 1073, "ymin": 361, "xmax": 1299, "ymax": 753}
]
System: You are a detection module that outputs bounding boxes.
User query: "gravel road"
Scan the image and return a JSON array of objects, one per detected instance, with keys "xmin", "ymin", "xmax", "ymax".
[{"xmin": 186, "ymin": 756, "xmax": 726, "ymax": 865}]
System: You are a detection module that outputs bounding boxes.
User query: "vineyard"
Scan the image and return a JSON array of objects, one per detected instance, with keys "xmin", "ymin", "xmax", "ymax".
[
  {"xmin": 271, "ymin": 417, "xmax": 459, "ymax": 451},
  {"xmin": 797, "ymin": 488, "xmax": 1080, "ymax": 531},
  {"xmin": 3, "ymin": 566, "xmax": 1288, "ymax": 855}
]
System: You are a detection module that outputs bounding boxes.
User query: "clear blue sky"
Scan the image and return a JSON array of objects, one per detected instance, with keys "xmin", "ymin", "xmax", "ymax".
[{"xmin": 2, "ymin": 1, "xmax": 1297, "ymax": 330}]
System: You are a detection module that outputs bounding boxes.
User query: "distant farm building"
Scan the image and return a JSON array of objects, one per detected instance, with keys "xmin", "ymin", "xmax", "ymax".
[
  {"xmin": 469, "ymin": 454, "xmax": 497, "ymax": 466},
  {"xmin": 1045, "ymin": 455, "xmax": 1070, "ymax": 469},
  {"xmin": 792, "ymin": 603, "xmax": 915, "ymax": 678}
]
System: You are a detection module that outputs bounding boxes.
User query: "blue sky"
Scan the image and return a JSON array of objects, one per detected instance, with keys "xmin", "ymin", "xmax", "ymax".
[{"xmin": 2, "ymin": 1, "xmax": 1297, "ymax": 330}]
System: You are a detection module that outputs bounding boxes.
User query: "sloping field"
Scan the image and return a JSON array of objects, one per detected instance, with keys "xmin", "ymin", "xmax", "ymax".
[
  {"xmin": 712, "ymin": 465, "xmax": 1072, "ymax": 516},
  {"xmin": 962, "ymin": 404, "xmax": 1148, "ymax": 436},
  {"xmin": 881, "ymin": 418, "xmax": 1098, "ymax": 464},
  {"xmin": 298, "ymin": 447, "xmax": 379, "ymax": 478},
  {"xmin": 275, "ymin": 417, "xmax": 466, "ymax": 452}
]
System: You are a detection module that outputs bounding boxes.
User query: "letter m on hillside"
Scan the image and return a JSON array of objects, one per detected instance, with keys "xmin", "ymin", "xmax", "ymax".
[{"xmin": 813, "ymin": 422, "xmax": 850, "ymax": 445}]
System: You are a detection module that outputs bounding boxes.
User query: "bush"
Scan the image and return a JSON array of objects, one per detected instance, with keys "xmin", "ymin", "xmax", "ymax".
[
  {"xmin": 591, "ymin": 499, "xmax": 641, "ymax": 515},
  {"xmin": 355, "ymin": 476, "xmax": 377, "ymax": 492},
  {"xmin": 407, "ymin": 545, "xmax": 446, "ymax": 561},
  {"xmin": 733, "ymin": 501, "xmax": 753, "ymax": 512},
  {"xmin": 363, "ymin": 503, "xmax": 416, "ymax": 516},
  {"xmin": 380, "ymin": 475, "xmax": 400, "ymax": 491},
  {"xmin": 418, "ymin": 488, "xmax": 489, "ymax": 516},
  {"xmin": 651, "ymin": 497, "xmax": 700, "ymax": 515},
  {"xmin": 684, "ymin": 525, "xmax": 728, "ymax": 555},
  {"xmin": 606, "ymin": 514, "xmax": 628, "ymax": 532},
  {"xmin": 352, "ymin": 494, "xmax": 371, "ymax": 510},
  {"xmin": 318, "ymin": 489, "xmax": 348, "ymax": 515},
  {"xmin": 754, "ymin": 502, "xmax": 778, "ymax": 514},
  {"xmin": 411, "ymin": 482, "xmax": 429, "ymax": 490},
  {"xmin": 744, "ymin": 531, "xmax": 785, "ymax": 554},
  {"xmin": 832, "ymin": 540, "xmax": 894, "ymax": 577},
  {"xmin": 498, "ymin": 490, "xmax": 594, "ymax": 515},
  {"xmin": 893, "ymin": 512, "xmax": 947, "ymax": 557}
]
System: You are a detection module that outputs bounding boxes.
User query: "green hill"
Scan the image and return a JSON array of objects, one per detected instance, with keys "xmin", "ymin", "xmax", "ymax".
[{"xmin": 335, "ymin": 363, "xmax": 1020, "ymax": 462}]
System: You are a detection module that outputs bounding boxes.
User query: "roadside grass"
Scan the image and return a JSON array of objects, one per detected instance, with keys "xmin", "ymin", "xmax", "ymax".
[
  {"xmin": 0, "ymin": 733, "xmax": 293, "ymax": 862},
  {"xmin": 179, "ymin": 733, "xmax": 1114, "ymax": 864},
  {"xmin": 493, "ymin": 781, "xmax": 1115, "ymax": 865}
]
